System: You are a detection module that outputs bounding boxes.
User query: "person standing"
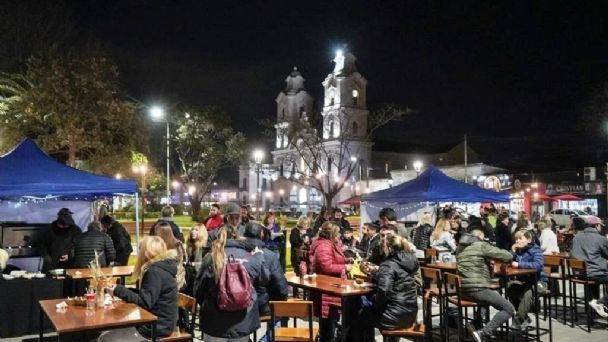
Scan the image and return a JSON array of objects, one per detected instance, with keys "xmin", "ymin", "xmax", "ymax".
[
  {"xmin": 186, "ymin": 223, "xmax": 209, "ymax": 265},
  {"xmin": 155, "ymin": 222, "xmax": 187, "ymax": 291},
  {"xmin": 263, "ymin": 211, "xmax": 285, "ymax": 271},
  {"xmin": 204, "ymin": 204, "xmax": 224, "ymax": 232},
  {"xmin": 495, "ymin": 213, "xmax": 513, "ymax": 251},
  {"xmin": 290, "ymin": 215, "xmax": 311, "ymax": 275},
  {"xmin": 39, "ymin": 208, "xmax": 82, "ymax": 271},
  {"xmin": 411, "ymin": 212, "xmax": 434, "ymax": 258},
  {"xmin": 240, "ymin": 205, "xmax": 255, "ymax": 224},
  {"xmin": 72, "ymin": 221, "xmax": 116, "ymax": 268},
  {"xmin": 332, "ymin": 208, "xmax": 351, "ymax": 235},
  {"xmin": 150, "ymin": 206, "xmax": 184, "ymax": 242},
  {"xmin": 100, "ymin": 215, "xmax": 133, "ymax": 266}
]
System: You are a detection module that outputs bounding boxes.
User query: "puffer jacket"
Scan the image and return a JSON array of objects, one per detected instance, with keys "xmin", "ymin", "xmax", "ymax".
[
  {"xmin": 411, "ymin": 224, "xmax": 433, "ymax": 251},
  {"xmin": 371, "ymin": 250, "xmax": 419, "ymax": 330},
  {"xmin": 309, "ymin": 238, "xmax": 346, "ymax": 318},
  {"xmin": 572, "ymin": 228, "xmax": 608, "ymax": 278},
  {"xmin": 512, "ymin": 243, "xmax": 547, "ymax": 282},
  {"xmin": 457, "ymin": 233, "xmax": 513, "ymax": 290},
  {"xmin": 113, "ymin": 253, "xmax": 178, "ymax": 338},
  {"xmin": 194, "ymin": 239, "xmax": 269, "ymax": 338},
  {"xmin": 71, "ymin": 229, "xmax": 116, "ymax": 268}
]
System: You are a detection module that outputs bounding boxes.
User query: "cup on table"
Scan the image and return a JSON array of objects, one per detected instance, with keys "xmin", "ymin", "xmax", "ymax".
[{"xmin": 85, "ymin": 293, "xmax": 96, "ymax": 310}]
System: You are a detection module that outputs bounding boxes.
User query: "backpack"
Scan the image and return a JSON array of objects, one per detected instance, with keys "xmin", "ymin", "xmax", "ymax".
[{"xmin": 217, "ymin": 254, "xmax": 253, "ymax": 311}]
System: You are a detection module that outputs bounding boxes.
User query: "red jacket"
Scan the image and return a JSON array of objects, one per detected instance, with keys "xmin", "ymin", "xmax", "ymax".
[
  {"xmin": 204, "ymin": 215, "xmax": 223, "ymax": 231},
  {"xmin": 309, "ymin": 238, "xmax": 346, "ymax": 318}
]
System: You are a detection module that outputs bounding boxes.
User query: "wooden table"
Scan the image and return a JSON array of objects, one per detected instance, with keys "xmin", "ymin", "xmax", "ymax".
[
  {"xmin": 426, "ymin": 262, "xmax": 457, "ymax": 273},
  {"xmin": 39, "ymin": 298, "xmax": 157, "ymax": 341},
  {"xmin": 66, "ymin": 266, "xmax": 134, "ymax": 295},
  {"xmin": 287, "ymin": 274, "xmax": 376, "ymax": 342}
]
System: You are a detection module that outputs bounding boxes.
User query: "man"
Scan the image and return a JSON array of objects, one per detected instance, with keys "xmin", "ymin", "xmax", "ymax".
[
  {"xmin": 571, "ymin": 216, "xmax": 608, "ymax": 318},
  {"xmin": 150, "ymin": 206, "xmax": 184, "ymax": 242},
  {"xmin": 379, "ymin": 207, "xmax": 410, "ymax": 239},
  {"xmin": 209, "ymin": 203, "xmax": 246, "ymax": 242},
  {"xmin": 100, "ymin": 215, "xmax": 133, "ymax": 266},
  {"xmin": 367, "ymin": 224, "xmax": 399, "ymax": 266},
  {"xmin": 240, "ymin": 205, "xmax": 255, "ymax": 224},
  {"xmin": 39, "ymin": 208, "xmax": 82, "ymax": 271},
  {"xmin": 332, "ymin": 208, "xmax": 351, "ymax": 235},
  {"xmin": 361, "ymin": 222, "xmax": 380, "ymax": 260},
  {"xmin": 203, "ymin": 203, "xmax": 224, "ymax": 232},
  {"xmin": 72, "ymin": 221, "xmax": 116, "ymax": 268},
  {"xmin": 457, "ymin": 227, "xmax": 514, "ymax": 342}
]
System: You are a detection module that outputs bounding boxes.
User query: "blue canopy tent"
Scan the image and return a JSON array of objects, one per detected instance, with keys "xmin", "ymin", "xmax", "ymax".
[
  {"xmin": 360, "ymin": 166, "xmax": 509, "ymax": 223},
  {"xmin": 0, "ymin": 138, "xmax": 141, "ymax": 245}
]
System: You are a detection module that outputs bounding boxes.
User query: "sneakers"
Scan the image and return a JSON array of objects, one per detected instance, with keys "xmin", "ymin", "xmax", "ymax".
[
  {"xmin": 467, "ymin": 323, "xmax": 486, "ymax": 342},
  {"xmin": 589, "ymin": 299, "xmax": 608, "ymax": 318},
  {"xmin": 512, "ymin": 315, "xmax": 531, "ymax": 332}
]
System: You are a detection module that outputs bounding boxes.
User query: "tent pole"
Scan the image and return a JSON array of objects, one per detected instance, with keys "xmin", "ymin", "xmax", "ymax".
[{"xmin": 135, "ymin": 193, "xmax": 140, "ymax": 253}]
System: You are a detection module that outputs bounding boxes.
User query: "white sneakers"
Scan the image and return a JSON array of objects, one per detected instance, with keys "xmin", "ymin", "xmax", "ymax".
[{"xmin": 589, "ymin": 299, "xmax": 608, "ymax": 318}]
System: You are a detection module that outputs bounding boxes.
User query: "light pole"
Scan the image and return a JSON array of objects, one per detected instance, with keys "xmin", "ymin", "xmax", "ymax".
[
  {"xmin": 413, "ymin": 160, "xmax": 423, "ymax": 177},
  {"xmin": 253, "ymin": 149, "xmax": 264, "ymax": 217},
  {"xmin": 150, "ymin": 105, "xmax": 171, "ymax": 205},
  {"xmin": 132, "ymin": 163, "xmax": 148, "ymax": 236}
]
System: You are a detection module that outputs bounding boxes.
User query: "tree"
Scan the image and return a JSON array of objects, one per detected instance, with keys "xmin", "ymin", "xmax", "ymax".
[
  {"xmin": 172, "ymin": 106, "xmax": 247, "ymax": 219},
  {"xmin": 263, "ymin": 104, "xmax": 412, "ymax": 206},
  {"xmin": 0, "ymin": 51, "xmax": 143, "ymax": 172}
]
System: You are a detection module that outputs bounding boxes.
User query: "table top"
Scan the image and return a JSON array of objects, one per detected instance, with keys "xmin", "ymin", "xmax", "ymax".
[
  {"xmin": 39, "ymin": 298, "xmax": 156, "ymax": 334},
  {"xmin": 494, "ymin": 267, "xmax": 537, "ymax": 277},
  {"xmin": 66, "ymin": 266, "xmax": 134, "ymax": 279},
  {"xmin": 286, "ymin": 274, "xmax": 376, "ymax": 297},
  {"xmin": 426, "ymin": 262, "xmax": 457, "ymax": 272}
]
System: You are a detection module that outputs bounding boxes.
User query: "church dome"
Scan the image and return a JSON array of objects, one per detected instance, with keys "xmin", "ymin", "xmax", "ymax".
[{"xmin": 285, "ymin": 66, "xmax": 306, "ymax": 94}]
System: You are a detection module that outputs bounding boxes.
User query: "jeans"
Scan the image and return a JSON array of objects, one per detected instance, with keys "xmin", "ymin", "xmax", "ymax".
[
  {"xmin": 507, "ymin": 281, "xmax": 546, "ymax": 321},
  {"xmin": 463, "ymin": 288, "xmax": 515, "ymax": 336},
  {"xmin": 589, "ymin": 275, "xmax": 608, "ymax": 306}
]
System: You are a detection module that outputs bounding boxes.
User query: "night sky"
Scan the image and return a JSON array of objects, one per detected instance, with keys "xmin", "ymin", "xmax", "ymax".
[{"xmin": 65, "ymin": 1, "xmax": 608, "ymax": 170}]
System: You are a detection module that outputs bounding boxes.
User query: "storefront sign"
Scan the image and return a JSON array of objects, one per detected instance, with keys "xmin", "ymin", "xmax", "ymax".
[{"xmin": 545, "ymin": 181, "xmax": 604, "ymax": 195}]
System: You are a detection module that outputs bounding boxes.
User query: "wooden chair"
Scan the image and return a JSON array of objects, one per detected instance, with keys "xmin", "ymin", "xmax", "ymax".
[
  {"xmin": 567, "ymin": 259, "xmax": 598, "ymax": 332},
  {"xmin": 424, "ymin": 248, "xmax": 438, "ymax": 264},
  {"xmin": 159, "ymin": 293, "xmax": 197, "ymax": 341},
  {"xmin": 420, "ymin": 266, "xmax": 446, "ymax": 342},
  {"xmin": 544, "ymin": 255, "xmax": 568, "ymax": 322},
  {"xmin": 252, "ymin": 315, "xmax": 272, "ymax": 342},
  {"xmin": 443, "ymin": 273, "xmax": 481, "ymax": 342},
  {"xmin": 381, "ymin": 322, "xmax": 426, "ymax": 342},
  {"xmin": 270, "ymin": 300, "xmax": 318, "ymax": 342}
]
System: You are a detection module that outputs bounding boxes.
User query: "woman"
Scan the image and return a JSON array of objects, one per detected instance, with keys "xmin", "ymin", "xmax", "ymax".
[
  {"xmin": 411, "ymin": 212, "xmax": 433, "ymax": 258},
  {"xmin": 290, "ymin": 215, "xmax": 311, "ymax": 275},
  {"xmin": 538, "ymin": 221, "xmax": 559, "ymax": 255},
  {"xmin": 194, "ymin": 226, "xmax": 267, "ymax": 342},
  {"xmin": 156, "ymin": 222, "xmax": 187, "ymax": 290},
  {"xmin": 507, "ymin": 230, "xmax": 548, "ymax": 331},
  {"xmin": 186, "ymin": 223, "xmax": 209, "ymax": 264},
  {"xmin": 430, "ymin": 218, "xmax": 457, "ymax": 262},
  {"xmin": 101, "ymin": 236, "xmax": 178, "ymax": 341},
  {"xmin": 263, "ymin": 211, "xmax": 285, "ymax": 270},
  {"xmin": 353, "ymin": 234, "xmax": 419, "ymax": 342},
  {"xmin": 309, "ymin": 222, "xmax": 351, "ymax": 339},
  {"xmin": 495, "ymin": 213, "xmax": 513, "ymax": 251},
  {"xmin": 450, "ymin": 215, "xmax": 464, "ymax": 243}
]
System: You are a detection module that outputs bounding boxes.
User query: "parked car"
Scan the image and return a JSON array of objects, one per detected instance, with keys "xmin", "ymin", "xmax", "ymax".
[{"xmin": 549, "ymin": 208, "xmax": 599, "ymax": 227}]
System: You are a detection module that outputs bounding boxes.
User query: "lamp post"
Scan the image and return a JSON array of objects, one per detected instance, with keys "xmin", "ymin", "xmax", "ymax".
[
  {"xmin": 132, "ymin": 164, "xmax": 148, "ymax": 236},
  {"xmin": 150, "ymin": 105, "xmax": 171, "ymax": 205},
  {"xmin": 253, "ymin": 149, "xmax": 264, "ymax": 217},
  {"xmin": 413, "ymin": 160, "xmax": 423, "ymax": 177}
]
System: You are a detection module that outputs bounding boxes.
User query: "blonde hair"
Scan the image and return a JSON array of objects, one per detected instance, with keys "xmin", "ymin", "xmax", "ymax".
[
  {"xmin": 297, "ymin": 216, "xmax": 311, "ymax": 230},
  {"xmin": 133, "ymin": 236, "xmax": 167, "ymax": 282},
  {"xmin": 209, "ymin": 226, "xmax": 239, "ymax": 282},
  {"xmin": 187, "ymin": 223, "xmax": 208, "ymax": 252},
  {"xmin": 417, "ymin": 212, "xmax": 432, "ymax": 227},
  {"xmin": 537, "ymin": 221, "xmax": 547, "ymax": 231},
  {"xmin": 431, "ymin": 218, "xmax": 450, "ymax": 241},
  {"xmin": 385, "ymin": 234, "xmax": 413, "ymax": 254},
  {"xmin": 318, "ymin": 221, "xmax": 340, "ymax": 241}
]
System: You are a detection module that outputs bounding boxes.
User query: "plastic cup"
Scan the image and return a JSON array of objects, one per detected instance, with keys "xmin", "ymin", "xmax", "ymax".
[{"xmin": 85, "ymin": 293, "xmax": 96, "ymax": 310}]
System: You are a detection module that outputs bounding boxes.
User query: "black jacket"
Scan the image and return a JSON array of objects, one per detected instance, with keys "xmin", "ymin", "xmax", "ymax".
[
  {"xmin": 244, "ymin": 238, "xmax": 289, "ymax": 315},
  {"xmin": 106, "ymin": 221, "xmax": 133, "ymax": 264},
  {"xmin": 150, "ymin": 218, "xmax": 184, "ymax": 242},
  {"xmin": 39, "ymin": 221, "xmax": 81, "ymax": 271},
  {"xmin": 367, "ymin": 234, "xmax": 383, "ymax": 265},
  {"xmin": 411, "ymin": 224, "xmax": 433, "ymax": 251},
  {"xmin": 334, "ymin": 218, "xmax": 351, "ymax": 235},
  {"xmin": 114, "ymin": 257, "xmax": 179, "ymax": 338},
  {"xmin": 71, "ymin": 229, "xmax": 116, "ymax": 268},
  {"xmin": 495, "ymin": 221, "xmax": 512, "ymax": 251},
  {"xmin": 371, "ymin": 250, "xmax": 419, "ymax": 330},
  {"xmin": 194, "ymin": 239, "xmax": 269, "ymax": 338}
]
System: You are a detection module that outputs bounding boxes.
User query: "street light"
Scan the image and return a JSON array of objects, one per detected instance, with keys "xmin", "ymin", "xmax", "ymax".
[
  {"xmin": 132, "ymin": 163, "xmax": 148, "ymax": 237},
  {"xmin": 413, "ymin": 160, "xmax": 423, "ymax": 177},
  {"xmin": 149, "ymin": 105, "xmax": 171, "ymax": 205},
  {"xmin": 252, "ymin": 149, "xmax": 264, "ymax": 217}
]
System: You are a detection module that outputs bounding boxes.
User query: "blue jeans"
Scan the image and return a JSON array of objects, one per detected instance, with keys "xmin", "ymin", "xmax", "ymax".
[{"xmin": 258, "ymin": 318, "xmax": 283, "ymax": 342}]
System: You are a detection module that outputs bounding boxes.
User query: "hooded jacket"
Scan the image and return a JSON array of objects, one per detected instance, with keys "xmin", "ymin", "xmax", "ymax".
[
  {"xmin": 371, "ymin": 250, "xmax": 419, "ymax": 330},
  {"xmin": 457, "ymin": 233, "xmax": 513, "ymax": 290},
  {"xmin": 105, "ymin": 221, "xmax": 133, "ymax": 265},
  {"xmin": 194, "ymin": 239, "xmax": 269, "ymax": 338},
  {"xmin": 571, "ymin": 227, "xmax": 608, "ymax": 278},
  {"xmin": 113, "ymin": 253, "xmax": 179, "ymax": 338},
  {"xmin": 512, "ymin": 243, "xmax": 548, "ymax": 283},
  {"xmin": 39, "ymin": 221, "xmax": 81, "ymax": 271}
]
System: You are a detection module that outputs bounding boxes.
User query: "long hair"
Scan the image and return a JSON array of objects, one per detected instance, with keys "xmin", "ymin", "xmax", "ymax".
[
  {"xmin": 187, "ymin": 223, "xmax": 208, "ymax": 253},
  {"xmin": 263, "ymin": 212, "xmax": 275, "ymax": 226},
  {"xmin": 156, "ymin": 222, "xmax": 180, "ymax": 250},
  {"xmin": 210, "ymin": 226, "xmax": 239, "ymax": 282},
  {"xmin": 417, "ymin": 212, "xmax": 432, "ymax": 227},
  {"xmin": 431, "ymin": 218, "xmax": 450, "ymax": 241},
  {"xmin": 318, "ymin": 221, "xmax": 340, "ymax": 242},
  {"xmin": 133, "ymin": 236, "xmax": 167, "ymax": 282},
  {"xmin": 385, "ymin": 234, "xmax": 413, "ymax": 255}
]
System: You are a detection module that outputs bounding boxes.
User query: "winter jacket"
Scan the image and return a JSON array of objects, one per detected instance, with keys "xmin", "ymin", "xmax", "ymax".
[
  {"xmin": 571, "ymin": 228, "xmax": 608, "ymax": 278},
  {"xmin": 244, "ymin": 238, "xmax": 289, "ymax": 315},
  {"xmin": 309, "ymin": 238, "xmax": 346, "ymax": 318},
  {"xmin": 290, "ymin": 228, "xmax": 309, "ymax": 273},
  {"xmin": 39, "ymin": 221, "xmax": 81, "ymax": 271},
  {"xmin": 113, "ymin": 255, "xmax": 178, "ymax": 338},
  {"xmin": 194, "ymin": 239, "xmax": 269, "ymax": 338},
  {"xmin": 71, "ymin": 229, "xmax": 116, "ymax": 268},
  {"xmin": 411, "ymin": 224, "xmax": 433, "ymax": 252},
  {"xmin": 495, "ymin": 222, "xmax": 512, "ymax": 251},
  {"xmin": 512, "ymin": 243, "xmax": 548, "ymax": 283},
  {"xmin": 106, "ymin": 221, "xmax": 133, "ymax": 266},
  {"xmin": 457, "ymin": 233, "xmax": 513, "ymax": 290},
  {"xmin": 539, "ymin": 229, "xmax": 559, "ymax": 255},
  {"xmin": 371, "ymin": 250, "xmax": 419, "ymax": 330}
]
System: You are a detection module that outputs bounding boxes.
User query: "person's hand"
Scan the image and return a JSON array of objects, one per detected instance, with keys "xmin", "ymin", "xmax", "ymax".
[
  {"xmin": 511, "ymin": 261, "xmax": 519, "ymax": 268},
  {"xmin": 106, "ymin": 284, "xmax": 117, "ymax": 296},
  {"xmin": 345, "ymin": 264, "xmax": 352, "ymax": 271},
  {"xmin": 60, "ymin": 254, "xmax": 69, "ymax": 262}
]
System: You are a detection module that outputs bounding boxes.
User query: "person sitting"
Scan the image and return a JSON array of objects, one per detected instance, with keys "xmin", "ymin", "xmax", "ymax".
[
  {"xmin": 39, "ymin": 208, "xmax": 82, "ymax": 271},
  {"xmin": 353, "ymin": 235, "xmax": 419, "ymax": 342},
  {"xmin": 155, "ymin": 222, "xmax": 187, "ymax": 291},
  {"xmin": 495, "ymin": 213, "xmax": 513, "ymax": 251},
  {"xmin": 379, "ymin": 207, "xmax": 410, "ymax": 239},
  {"xmin": 186, "ymin": 223, "xmax": 209, "ymax": 265},
  {"xmin": 457, "ymin": 226, "xmax": 514, "ymax": 342},
  {"xmin": 571, "ymin": 216, "xmax": 608, "ymax": 318},
  {"xmin": 240, "ymin": 205, "xmax": 255, "ymax": 224},
  {"xmin": 100, "ymin": 215, "xmax": 133, "ymax": 266},
  {"xmin": 71, "ymin": 221, "xmax": 116, "ymax": 268},
  {"xmin": 204, "ymin": 203, "xmax": 224, "ymax": 232},
  {"xmin": 507, "ymin": 230, "xmax": 548, "ymax": 331},
  {"xmin": 411, "ymin": 212, "xmax": 434, "ymax": 258},
  {"xmin": 332, "ymin": 208, "xmax": 351, "ymax": 235},
  {"xmin": 341, "ymin": 228, "xmax": 356, "ymax": 248},
  {"xmin": 149, "ymin": 206, "xmax": 184, "ymax": 242},
  {"xmin": 430, "ymin": 218, "xmax": 457, "ymax": 262},
  {"xmin": 538, "ymin": 221, "xmax": 559, "ymax": 255},
  {"xmin": 194, "ymin": 226, "xmax": 268, "ymax": 341},
  {"xmin": 102, "ymin": 236, "xmax": 178, "ymax": 341},
  {"xmin": 290, "ymin": 215, "xmax": 311, "ymax": 276}
]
